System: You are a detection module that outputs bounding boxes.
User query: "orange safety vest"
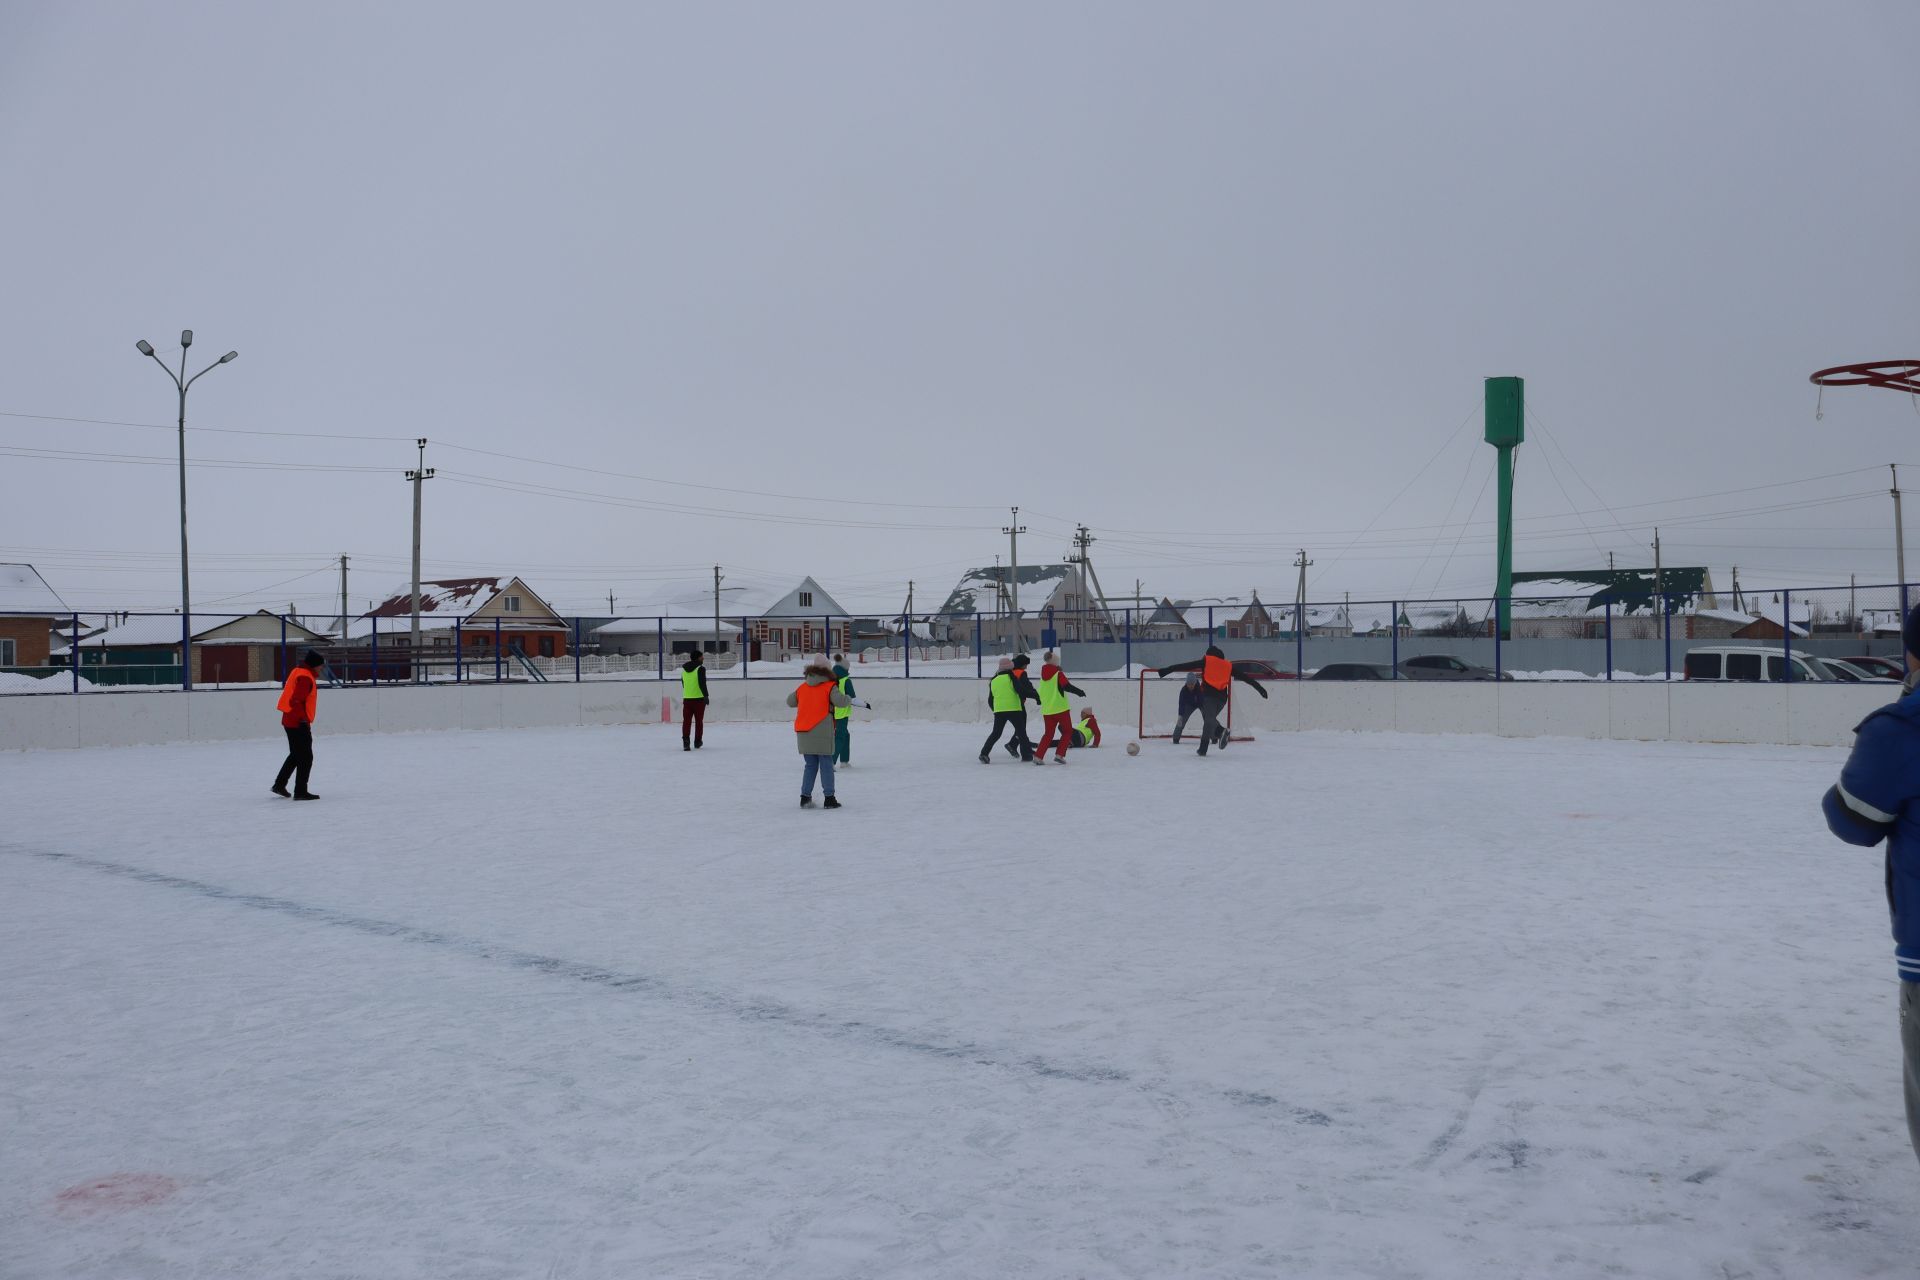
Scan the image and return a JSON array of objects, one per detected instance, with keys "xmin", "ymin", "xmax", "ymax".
[
  {"xmin": 1202, "ymin": 654, "xmax": 1232, "ymax": 691},
  {"xmin": 793, "ymin": 680, "xmax": 835, "ymax": 732},
  {"xmin": 277, "ymin": 668, "xmax": 318, "ymax": 722}
]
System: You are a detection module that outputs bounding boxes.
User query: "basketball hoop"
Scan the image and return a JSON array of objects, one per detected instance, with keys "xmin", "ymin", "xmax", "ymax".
[{"xmin": 1809, "ymin": 361, "xmax": 1920, "ymax": 394}]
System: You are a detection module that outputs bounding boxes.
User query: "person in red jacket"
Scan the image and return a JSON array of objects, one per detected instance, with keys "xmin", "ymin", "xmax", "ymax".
[
  {"xmin": 1031, "ymin": 649, "xmax": 1089, "ymax": 764},
  {"xmin": 272, "ymin": 650, "xmax": 326, "ymax": 800}
]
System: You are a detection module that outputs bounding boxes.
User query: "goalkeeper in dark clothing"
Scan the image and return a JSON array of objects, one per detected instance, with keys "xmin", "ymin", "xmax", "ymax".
[
  {"xmin": 979, "ymin": 655, "xmax": 1041, "ymax": 763},
  {"xmin": 1156, "ymin": 645, "xmax": 1270, "ymax": 756}
]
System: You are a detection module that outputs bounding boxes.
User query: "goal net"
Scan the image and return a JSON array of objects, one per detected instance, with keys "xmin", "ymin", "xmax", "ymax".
[{"xmin": 1136, "ymin": 669, "xmax": 1255, "ymax": 743}]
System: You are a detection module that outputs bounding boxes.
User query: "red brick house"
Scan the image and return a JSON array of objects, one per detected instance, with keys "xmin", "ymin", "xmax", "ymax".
[{"xmin": 0, "ymin": 563, "xmax": 69, "ymax": 670}]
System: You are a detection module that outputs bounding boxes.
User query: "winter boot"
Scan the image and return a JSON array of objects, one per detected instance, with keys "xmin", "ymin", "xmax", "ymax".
[
  {"xmin": 800, "ymin": 795, "xmax": 814, "ymax": 808},
  {"xmin": 823, "ymin": 796, "xmax": 842, "ymax": 810}
]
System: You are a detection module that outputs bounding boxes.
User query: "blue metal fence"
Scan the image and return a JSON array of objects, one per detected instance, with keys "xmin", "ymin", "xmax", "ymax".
[{"xmin": 2, "ymin": 582, "xmax": 1909, "ymax": 693}]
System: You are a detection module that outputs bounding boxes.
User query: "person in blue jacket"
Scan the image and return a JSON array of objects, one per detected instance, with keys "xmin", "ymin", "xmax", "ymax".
[{"xmin": 1822, "ymin": 605, "xmax": 1920, "ymax": 1165}]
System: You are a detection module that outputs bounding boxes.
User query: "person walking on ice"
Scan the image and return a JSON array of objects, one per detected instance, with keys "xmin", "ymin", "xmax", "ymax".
[
  {"xmin": 1156, "ymin": 645, "xmax": 1269, "ymax": 756},
  {"xmin": 1822, "ymin": 604, "xmax": 1920, "ymax": 1165},
  {"xmin": 788, "ymin": 656, "xmax": 850, "ymax": 808},
  {"xmin": 680, "ymin": 650, "xmax": 709, "ymax": 751},
  {"xmin": 832, "ymin": 654, "xmax": 857, "ymax": 767},
  {"xmin": 979, "ymin": 655, "xmax": 1039, "ymax": 763},
  {"xmin": 271, "ymin": 649, "xmax": 326, "ymax": 800},
  {"xmin": 1033, "ymin": 649, "xmax": 1089, "ymax": 764}
]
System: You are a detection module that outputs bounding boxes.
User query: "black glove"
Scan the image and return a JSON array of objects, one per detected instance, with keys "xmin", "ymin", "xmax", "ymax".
[{"xmin": 1254, "ymin": 683, "xmax": 1270, "ymax": 698}]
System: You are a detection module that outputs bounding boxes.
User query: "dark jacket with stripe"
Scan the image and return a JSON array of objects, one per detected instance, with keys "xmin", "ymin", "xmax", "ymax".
[{"xmin": 1823, "ymin": 686, "xmax": 1920, "ymax": 983}]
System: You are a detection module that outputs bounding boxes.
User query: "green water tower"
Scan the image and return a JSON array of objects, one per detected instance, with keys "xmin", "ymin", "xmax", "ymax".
[{"xmin": 1485, "ymin": 377, "xmax": 1524, "ymax": 639}]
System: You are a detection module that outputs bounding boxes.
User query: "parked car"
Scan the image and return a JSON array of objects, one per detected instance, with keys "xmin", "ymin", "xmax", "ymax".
[
  {"xmin": 1230, "ymin": 659, "xmax": 1299, "ymax": 680},
  {"xmin": 1822, "ymin": 658, "xmax": 1897, "ymax": 683},
  {"xmin": 1309, "ymin": 662, "xmax": 1397, "ymax": 681},
  {"xmin": 1681, "ymin": 646, "xmax": 1834, "ymax": 682},
  {"xmin": 1839, "ymin": 655, "xmax": 1905, "ymax": 680},
  {"xmin": 1397, "ymin": 654, "xmax": 1513, "ymax": 682}
]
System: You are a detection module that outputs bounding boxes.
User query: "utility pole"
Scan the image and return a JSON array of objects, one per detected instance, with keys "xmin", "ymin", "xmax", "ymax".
[
  {"xmin": 1070, "ymin": 523, "xmax": 1120, "ymax": 640},
  {"xmin": 1731, "ymin": 566, "xmax": 1743, "ymax": 614},
  {"xmin": 1002, "ymin": 506, "xmax": 1027, "ymax": 651},
  {"xmin": 1293, "ymin": 548, "xmax": 1314, "ymax": 638},
  {"xmin": 1607, "ymin": 550, "xmax": 1615, "ymax": 572},
  {"xmin": 1650, "ymin": 527, "xmax": 1663, "ymax": 640},
  {"xmin": 607, "ymin": 589, "xmax": 616, "ymax": 615},
  {"xmin": 338, "ymin": 554, "xmax": 349, "ymax": 637},
  {"xmin": 713, "ymin": 565, "xmax": 724, "ymax": 660},
  {"xmin": 406, "ymin": 438, "xmax": 435, "ymax": 679},
  {"xmin": 1850, "ymin": 573, "xmax": 1858, "ymax": 636},
  {"xmin": 1893, "ymin": 464, "xmax": 1908, "ymax": 603}
]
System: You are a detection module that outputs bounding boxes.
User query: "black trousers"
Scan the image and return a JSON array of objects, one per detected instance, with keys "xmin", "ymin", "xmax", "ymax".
[
  {"xmin": 1195, "ymin": 691, "xmax": 1228, "ymax": 754},
  {"xmin": 274, "ymin": 724, "xmax": 314, "ymax": 793},
  {"xmin": 981, "ymin": 710, "xmax": 1034, "ymax": 761}
]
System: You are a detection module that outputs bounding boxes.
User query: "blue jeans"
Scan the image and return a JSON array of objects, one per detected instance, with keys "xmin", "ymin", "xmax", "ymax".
[{"xmin": 801, "ymin": 753, "xmax": 836, "ymax": 797}]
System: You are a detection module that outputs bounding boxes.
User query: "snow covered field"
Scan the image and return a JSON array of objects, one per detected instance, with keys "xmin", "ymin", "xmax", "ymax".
[{"xmin": 2, "ymin": 722, "xmax": 1915, "ymax": 1278}]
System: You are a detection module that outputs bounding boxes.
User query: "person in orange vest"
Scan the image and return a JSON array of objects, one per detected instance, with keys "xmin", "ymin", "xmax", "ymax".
[
  {"xmin": 787, "ymin": 656, "xmax": 851, "ymax": 808},
  {"xmin": 1155, "ymin": 645, "xmax": 1270, "ymax": 756},
  {"xmin": 272, "ymin": 649, "xmax": 327, "ymax": 799}
]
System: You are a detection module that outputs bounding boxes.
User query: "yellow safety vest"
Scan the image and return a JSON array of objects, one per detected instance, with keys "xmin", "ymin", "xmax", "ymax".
[
  {"xmin": 834, "ymin": 675, "xmax": 852, "ymax": 720},
  {"xmin": 1075, "ymin": 716, "xmax": 1094, "ymax": 743},
  {"xmin": 989, "ymin": 671, "xmax": 1021, "ymax": 713},
  {"xmin": 1037, "ymin": 671, "xmax": 1070, "ymax": 715},
  {"xmin": 680, "ymin": 667, "xmax": 704, "ymax": 699}
]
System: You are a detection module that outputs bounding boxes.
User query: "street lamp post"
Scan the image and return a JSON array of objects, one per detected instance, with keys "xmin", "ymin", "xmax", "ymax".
[{"xmin": 135, "ymin": 330, "xmax": 238, "ymax": 691}]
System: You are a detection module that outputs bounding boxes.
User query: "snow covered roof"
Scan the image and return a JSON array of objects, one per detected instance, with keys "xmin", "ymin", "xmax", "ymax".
[
  {"xmin": 936, "ymin": 564, "xmax": 1077, "ymax": 617},
  {"xmin": 594, "ymin": 617, "xmax": 733, "ymax": 637},
  {"xmin": 81, "ymin": 614, "xmax": 247, "ymax": 648},
  {"xmin": 366, "ymin": 577, "xmax": 508, "ymax": 617},
  {"xmin": 0, "ymin": 564, "xmax": 68, "ymax": 616}
]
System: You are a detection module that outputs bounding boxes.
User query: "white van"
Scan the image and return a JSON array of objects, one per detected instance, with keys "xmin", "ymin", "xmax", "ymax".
[{"xmin": 1682, "ymin": 645, "xmax": 1833, "ymax": 682}]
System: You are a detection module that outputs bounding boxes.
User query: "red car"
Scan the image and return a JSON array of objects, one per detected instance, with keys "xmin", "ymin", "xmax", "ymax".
[
  {"xmin": 1839, "ymin": 655, "xmax": 1904, "ymax": 680},
  {"xmin": 1231, "ymin": 659, "xmax": 1299, "ymax": 681}
]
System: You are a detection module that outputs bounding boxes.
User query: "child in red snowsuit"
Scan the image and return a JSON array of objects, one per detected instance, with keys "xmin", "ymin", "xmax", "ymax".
[{"xmin": 1032, "ymin": 650, "xmax": 1089, "ymax": 763}]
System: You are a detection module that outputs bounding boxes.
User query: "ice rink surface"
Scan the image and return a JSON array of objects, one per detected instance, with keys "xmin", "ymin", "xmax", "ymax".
[{"xmin": 3, "ymin": 719, "xmax": 1917, "ymax": 1279}]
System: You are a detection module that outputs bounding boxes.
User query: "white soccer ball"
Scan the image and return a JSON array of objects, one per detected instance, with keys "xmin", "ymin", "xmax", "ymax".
[{"xmin": 1126, "ymin": 741, "xmax": 1140, "ymax": 756}]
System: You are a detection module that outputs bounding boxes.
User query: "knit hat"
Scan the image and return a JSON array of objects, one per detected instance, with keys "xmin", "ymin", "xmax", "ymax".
[
  {"xmin": 300, "ymin": 649, "xmax": 326, "ymax": 668},
  {"xmin": 1904, "ymin": 605, "xmax": 1920, "ymax": 660},
  {"xmin": 1012, "ymin": 653, "xmax": 1031, "ymax": 668},
  {"xmin": 996, "ymin": 656, "xmax": 1013, "ymax": 671}
]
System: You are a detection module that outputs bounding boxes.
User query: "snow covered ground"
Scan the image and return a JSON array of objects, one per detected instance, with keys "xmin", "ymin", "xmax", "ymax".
[{"xmin": 2, "ymin": 722, "xmax": 1915, "ymax": 1278}]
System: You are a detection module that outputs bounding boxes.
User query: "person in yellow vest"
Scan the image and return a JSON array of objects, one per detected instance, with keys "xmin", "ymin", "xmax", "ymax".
[
  {"xmin": 1155, "ymin": 644, "xmax": 1270, "ymax": 756},
  {"xmin": 1032, "ymin": 649, "xmax": 1090, "ymax": 764},
  {"xmin": 679, "ymin": 650, "xmax": 709, "ymax": 751},
  {"xmin": 831, "ymin": 654, "xmax": 857, "ymax": 766},
  {"xmin": 979, "ymin": 655, "xmax": 1040, "ymax": 763},
  {"xmin": 1071, "ymin": 707, "xmax": 1102, "ymax": 749},
  {"xmin": 788, "ymin": 656, "xmax": 851, "ymax": 808},
  {"xmin": 271, "ymin": 649, "xmax": 326, "ymax": 799}
]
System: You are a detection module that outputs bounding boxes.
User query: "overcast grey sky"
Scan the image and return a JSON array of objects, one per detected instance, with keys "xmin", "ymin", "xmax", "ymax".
[{"xmin": 3, "ymin": 0, "xmax": 1917, "ymax": 617}]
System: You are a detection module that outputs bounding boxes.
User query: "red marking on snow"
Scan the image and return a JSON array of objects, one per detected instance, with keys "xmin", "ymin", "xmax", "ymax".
[{"xmin": 53, "ymin": 1173, "xmax": 179, "ymax": 1216}]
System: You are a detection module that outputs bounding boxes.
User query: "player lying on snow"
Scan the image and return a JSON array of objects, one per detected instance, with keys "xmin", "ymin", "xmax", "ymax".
[{"xmin": 1155, "ymin": 645, "xmax": 1269, "ymax": 757}]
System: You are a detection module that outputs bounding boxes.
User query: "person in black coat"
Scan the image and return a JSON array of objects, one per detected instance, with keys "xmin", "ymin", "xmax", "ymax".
[{"xmin": 1156, "ymin": 645, "xmax": 1269, "ymax": 756}]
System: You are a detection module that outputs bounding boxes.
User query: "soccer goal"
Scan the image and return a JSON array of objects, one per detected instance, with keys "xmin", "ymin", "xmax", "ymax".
[{"xmin": 1136, "ymin": 668, "xmax": 1255, "ymax": 743}]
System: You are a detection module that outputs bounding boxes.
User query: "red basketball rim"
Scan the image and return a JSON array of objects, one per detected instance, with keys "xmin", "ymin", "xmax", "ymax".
[{"xmin": 1809, "ymin": 360, "xmax": 1920, "ymax": 394}]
